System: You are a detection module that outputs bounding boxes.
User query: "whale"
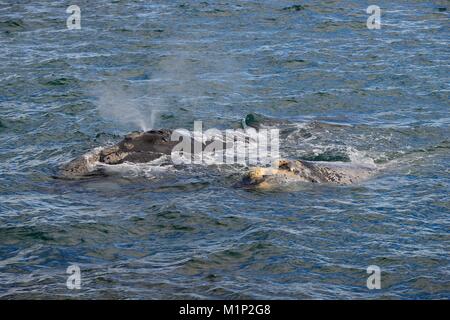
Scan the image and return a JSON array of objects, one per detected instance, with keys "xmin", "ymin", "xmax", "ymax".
[
  {"xmin": 59, "ymin": 129, "xmax": 228, "ymax": 178},
  {"xmin": 60, "ymin": 129, "xmax": 178, "ymax": 178},
  {"xmin": 238, "ymin": 159, "xmax": 376, "ymax": 188}
]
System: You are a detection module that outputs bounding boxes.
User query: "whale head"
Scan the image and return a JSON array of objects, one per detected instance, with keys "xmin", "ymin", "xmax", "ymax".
[
  {"xmin": 118, "ymin": 129, "xmax": 176, "ymax": 153},
  {"xmin": 236, "ymin": 160, "xmax": 306, "ymax": 189}
]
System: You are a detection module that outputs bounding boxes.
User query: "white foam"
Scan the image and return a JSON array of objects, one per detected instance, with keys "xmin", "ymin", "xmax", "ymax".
[
  {"xmin": 346, "ymin": 146, "xmax": 377, "ymax": 167},
  {"xmin": 95, "ymin": 154, "xmax": 174, "ymax": 178}
]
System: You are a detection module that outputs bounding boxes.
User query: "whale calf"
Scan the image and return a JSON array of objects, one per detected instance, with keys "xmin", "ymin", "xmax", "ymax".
[{"xmin": 239, "ymin": 159, "xmax": 376, "ymax": 188}]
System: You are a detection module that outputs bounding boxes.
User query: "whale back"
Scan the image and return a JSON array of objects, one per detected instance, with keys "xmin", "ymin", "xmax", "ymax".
[{"xmin": 118, "ymin": 130, "xmax": 177, "ymax": 154}]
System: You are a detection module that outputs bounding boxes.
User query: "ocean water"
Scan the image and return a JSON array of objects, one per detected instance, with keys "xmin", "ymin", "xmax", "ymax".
[{"xmin": 0, "ymin": 0, "xmax": 449, "ymax": 299}]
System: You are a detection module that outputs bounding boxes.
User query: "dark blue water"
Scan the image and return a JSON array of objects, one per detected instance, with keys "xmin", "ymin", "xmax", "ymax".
[{"xmin": 0, "ymin": 0, "xmax": 449, "ymax": 299}]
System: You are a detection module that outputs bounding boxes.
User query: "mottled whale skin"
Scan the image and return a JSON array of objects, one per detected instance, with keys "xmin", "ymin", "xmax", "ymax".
[{"xmin": 239, "ymin": 159, "xmax": 376, "ymax": 188}]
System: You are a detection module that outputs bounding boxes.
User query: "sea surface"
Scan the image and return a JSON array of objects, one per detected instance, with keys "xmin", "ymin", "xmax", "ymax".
[{"xmin": 0, "ymin": 0, "xmax": 449, "ymax": 299}]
